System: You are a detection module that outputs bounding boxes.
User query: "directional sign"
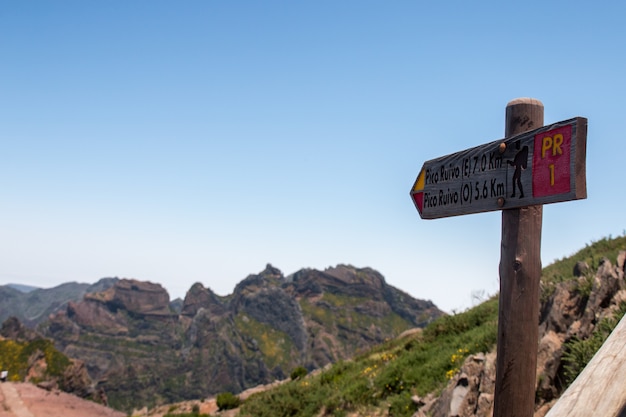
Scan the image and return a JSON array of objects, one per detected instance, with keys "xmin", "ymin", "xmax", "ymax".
[{"xmin": 410, "ymin": 117, "xmax": 587, "ymax": 219}]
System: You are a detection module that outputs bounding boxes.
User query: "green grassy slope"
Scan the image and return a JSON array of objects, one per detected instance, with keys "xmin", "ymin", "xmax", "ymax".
[{"xmin": 237, "ymin": 233, "xmax": 626, "ymax": 417}]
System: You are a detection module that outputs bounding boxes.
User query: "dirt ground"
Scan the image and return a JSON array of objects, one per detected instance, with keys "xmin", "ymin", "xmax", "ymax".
[
  {"xmin": 0, "ymin": 379, "xmax": 288, "ymax": 417},
  {"xmin": 0, "ymin": 382, "xmax": 125, "ymax": 417}
]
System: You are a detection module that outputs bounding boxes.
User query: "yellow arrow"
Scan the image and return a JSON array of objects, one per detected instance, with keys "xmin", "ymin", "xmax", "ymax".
[{"xmin": 412, "ymin": 168, "xmax": 425, "ymax": 192}]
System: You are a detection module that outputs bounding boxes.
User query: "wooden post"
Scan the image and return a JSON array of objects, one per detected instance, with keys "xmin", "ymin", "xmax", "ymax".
[
  {"xmin": 544, "ymin": 314, "xmax": 626, "ymax": 417},
  {"xmin": 493, "ymin": 98, "xmax": 544, "ymax": 417}
]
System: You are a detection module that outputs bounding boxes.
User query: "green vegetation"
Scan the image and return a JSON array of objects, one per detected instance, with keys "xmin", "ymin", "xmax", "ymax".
[
  {"xmin": 290, "ymin": 366, "xmax": 308, "ymax": 380},
  {"xmin": 0, "ymin": 338, "xmax": 71, "ymax": 382},
  {"xmin": 240, "ymin": 297, "xmax": 498, "ymax": 417},
  {"xmin": 234, "ymin": 314, "xmax": 296, "ymax": 369},
  {"xmin": 541, "ymin": 234, "xmax": 626, "ymax": 300},
  {"xmin": 299, "ymin": 299, "xmax": 333, "ymax": 329},
  {"xmin": 238, "ymin": 234, "xmax": 626, "ymax": 417},
  {"xmin": 299, "ymin": 293, "xmax": 412, "ymax": 338},
  {"xmin": 216, "ymin": 392, "xmax": 241, "ymax": 410},
  {"xmin": 562, "ymin": 301, "xmax": 626, "ymax": 384}
]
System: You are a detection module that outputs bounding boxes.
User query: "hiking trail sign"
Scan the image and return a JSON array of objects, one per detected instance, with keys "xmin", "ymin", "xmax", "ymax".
[
  {"xmin": 409, "ymin": 98, "xmax": 587, "ymax": 417},
  {"xmin": 410, "ymin": 117, "xmax": 587, "ymax": 219}
]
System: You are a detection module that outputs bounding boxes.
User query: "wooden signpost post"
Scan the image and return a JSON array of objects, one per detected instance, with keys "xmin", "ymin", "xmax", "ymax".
[{"xmin": 409, "ymin": 98, "xmax": 587, "ymax": 417}]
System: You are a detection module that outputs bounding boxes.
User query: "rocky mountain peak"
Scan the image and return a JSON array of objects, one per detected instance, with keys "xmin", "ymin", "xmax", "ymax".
[
  {"xmin": 324, "ymin": 264, "xmax": 386, "ymax": 288},
  {"xmin": 233, "ymin": 264, "xmax": 286, "ymax": 296},
  {"xmin": 87, "ymin": 278, "xmax": 171, "ymax": 317},
  {"xmin": 35, "ymin": 264, "xmax": 442, "ymax": 410},
  {"xmin": 181, "ymin": 283, "xmax": 226, "ymax": 317},
  {"xmin": 259, "ymin": 263, "xmax": 283, "ymax": 279}
]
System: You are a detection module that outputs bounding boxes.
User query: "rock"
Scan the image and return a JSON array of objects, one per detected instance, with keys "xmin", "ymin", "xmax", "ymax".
[
  {"xmin": 412, "ymin": 393, "xmax": 436, "ymax": 417},
  {"xmin": 37, "ymin": 380, "xmax": 57, "ymax": 391},
  {"xmin": 539, "ymin": 282, "xmax": 585, "ymax": 335},
  {"xmin": 0, "ymin": 316, "xmax": 39, "ymax": 341},
  {"xmin": 616, "ymin": 250, "xmax": 626, "ymax": 268},
  {"xmin": 234, "ymin": 285, "xmax": 308, "ymax": 351},
  {"xmin": 476, "ymin": 393, "xmax": 493, "ymax": 417},
  {"xmin": 582, "ymin": 258, "xmax": 623, "ymax": 326},
  {"xmin": 429, "ymin": 353, "xmax": 496, "ymax": 417},
  {"xmin": 536, "ymin": 331, "xmax": 564, "ymax": 402},
  {"xmin": 573, "ymin": 261, "xmax": 589, "ymax": 277},
  {"xmin": 106, "ymin": 279, "xmax": 171, "ymax": 316},
  {"xmin": 66, "ymin": 300, "xmax": 129, "ymax": 335},
  {"xmin": 62, "ymin": 360, "xmax": 95, "ymax": 398},
  {"xmin": 412, "ymin": 395, "xmax": 425, "ymax": 406},
  {"xmin": 450, "ymin": 373, "xmax": 470, "ymax": 416},
  {"xmin": 26, "ymin": 349, "xmax": 47, "ymax": 381},
  {"xmin": 181, "ymin": 283, "xmax": 227, "ymax": 317}
]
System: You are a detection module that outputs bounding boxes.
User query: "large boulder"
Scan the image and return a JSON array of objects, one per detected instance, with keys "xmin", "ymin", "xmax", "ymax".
[{"xmin": 104, "ymin": 279, "xmax": 171, "ymax": 316}]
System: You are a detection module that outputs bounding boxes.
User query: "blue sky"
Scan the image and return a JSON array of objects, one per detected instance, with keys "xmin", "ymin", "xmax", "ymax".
[{"xmin": 1, "ymin": 1, "xmax": 624, "ymax": 313}]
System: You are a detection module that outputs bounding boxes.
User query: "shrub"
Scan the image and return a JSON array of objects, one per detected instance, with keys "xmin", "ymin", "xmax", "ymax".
[
  {"xmin": 216, "ymin": 392, "xmax": 241, "ymax": 410},
  {"xmin": 562, "ymin": 302, "xmax": 626, "ymax": 385},
  {"xmin": 290, "ymin": 366, "xmax": 308, "ymax": 380}
]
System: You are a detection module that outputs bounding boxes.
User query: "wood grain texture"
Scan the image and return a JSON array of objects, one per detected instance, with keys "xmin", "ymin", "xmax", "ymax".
[
  {"xmin": 411, "ymin": 117, "xmax": 586, "ymax": 219},
  {"xmin": 493, "ymin": 98, "xmax": 543, "ymax": 417},
  {"xmin": 545, "ymin": 315, "xmax": 626, "ymax": 417}
]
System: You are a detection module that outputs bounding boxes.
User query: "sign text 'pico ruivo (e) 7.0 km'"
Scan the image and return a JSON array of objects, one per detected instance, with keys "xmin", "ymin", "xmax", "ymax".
[{"xmin": 409, "ymin": 117, "xmax": 587, "ymax": 220}]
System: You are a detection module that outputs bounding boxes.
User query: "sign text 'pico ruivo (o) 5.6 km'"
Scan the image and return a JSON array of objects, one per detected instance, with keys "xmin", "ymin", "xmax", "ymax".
[{"xmin": 410, "ymin": 117, "xmax": 587, "ymax": 219}]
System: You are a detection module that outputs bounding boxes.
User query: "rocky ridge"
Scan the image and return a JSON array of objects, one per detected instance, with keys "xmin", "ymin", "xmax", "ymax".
[
  {"xmin": 3, "ymin": 244, "xmax": 624, "ymax": 416},
  {"xmin": 142, "ymin": 246, "xmax": 626, "ymax": 417},
  {"xmin": 0, "ymin": 278, "xmax": 119, "ymax": 326},
  {"xmin": 38, "ymin": 264, "xmax": 443, "ymax": 411}
]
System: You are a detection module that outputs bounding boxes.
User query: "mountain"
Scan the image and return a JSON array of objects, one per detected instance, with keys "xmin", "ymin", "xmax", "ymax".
[
  {"xmin": 0, "ymin": 278, "xmax": 119, "ymax": 326},
  {"xmin": 6, "ymin": 283, "xmax": 39, "ymax": 293},
  {"xmin": 217, "ymin": 235, "xmax": 626, "ymax": 417},
  {"xmin": 38, "ymin": 264, "xmax": 443, "ymax": 411},
  {"xmin": 0, "ymin": 317, "xmax": 98, "ymax": 402},
  {"xmin": 7, "ymin": 236, "xmax": 625, "ymax": 417}
]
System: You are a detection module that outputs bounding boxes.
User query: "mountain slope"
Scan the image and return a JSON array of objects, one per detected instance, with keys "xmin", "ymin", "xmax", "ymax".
[
  {"xmin": 39, "ymin": 264, "xmax": 443, "ymax": 411},
  {"xmin": 231, "ymin": 235, "xmax": 626, "ymax": 417},
  {"xmin": 6, "ymin": 283, "xmax": 39, "ymax": 293},
  {"xmin": 0, "ymin": 278, "xmax": 119, "ymax": 326}
]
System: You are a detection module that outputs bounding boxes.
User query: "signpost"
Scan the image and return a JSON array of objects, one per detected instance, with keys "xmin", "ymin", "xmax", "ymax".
[
  {"xmin": 409, "ymin": 98, "xmax": 587, "ymax": 417},
  {"xmin": 410, "ymin": 117, "xmax": 587, "ymax": 219}
]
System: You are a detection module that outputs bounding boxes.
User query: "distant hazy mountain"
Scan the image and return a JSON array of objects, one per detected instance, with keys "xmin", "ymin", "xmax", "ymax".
[
  {"xmin": 6, "ymin": 283, "xmax": 40, "ymax": 293},
  {"xmin": 0, "ymin": 278, "xmax": 119, "ymax": 326}
]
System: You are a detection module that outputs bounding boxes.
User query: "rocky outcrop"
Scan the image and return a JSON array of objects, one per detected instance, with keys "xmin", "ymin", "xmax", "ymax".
[
  {"xmin": 66, "ymin": 300, "xmax": 129, "ymax": 335},
  {"xmin": 423, "ymin": 352, "xmax": 496, "ymax": 417},
  {"xmin": 181, "ymin": 283, "xmax": 227, "ymax": 317},
  {"xmin": 0, "ymin": 316, "xmax": 99, "ymax": 403},
  {"xmin": 419, "ymin": 250, "xmax": 626, "ymax": 417},
  {"xmin": 55, "ymin": 279, "xmax": 172, "ymax": 335},
  {"xmin": 61, "ymin": 360, "xmax": 96, "ymax": 399},
  {"xmin": 91, "ymin": 279, "xmax": 172, "ymax": 317},
  {"xmin": 1, "ymin": 316, "xmax": 40, "ymax": 341}
]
